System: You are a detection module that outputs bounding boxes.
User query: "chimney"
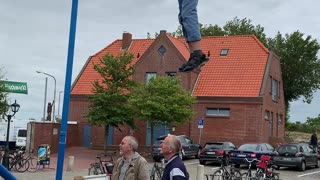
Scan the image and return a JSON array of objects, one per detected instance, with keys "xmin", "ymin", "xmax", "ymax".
[
  {"xmin": 160, "ymin": 30, "xmax": 167, "ymax": 35},
  {"xmin": 122, "ymin": 32, "xmax": 132, "ymax": 50}
]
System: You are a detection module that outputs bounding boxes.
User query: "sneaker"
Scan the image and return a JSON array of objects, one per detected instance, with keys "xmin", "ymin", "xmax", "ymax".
[
  {"xmin": 179, "ymin": 51, "xmax": 209, "ymax": 73},
  {"xmin": 178, "ymin": 53, "xmax": 194, "ymax": 72}
]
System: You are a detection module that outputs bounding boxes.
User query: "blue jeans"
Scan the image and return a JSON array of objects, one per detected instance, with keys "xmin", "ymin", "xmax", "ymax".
[{"xmin": 178, "ymin": 0, "xmax": 201, "ymax": 43}]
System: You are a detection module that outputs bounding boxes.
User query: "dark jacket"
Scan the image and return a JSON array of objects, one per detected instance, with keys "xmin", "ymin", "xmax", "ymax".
[
  {"xmin": 162, "ymin": 155, "xmax": 189, "ymax": 180},
  {"xmin": 310, "ymin": 133, "xmax": 318, "ymax": 146}
]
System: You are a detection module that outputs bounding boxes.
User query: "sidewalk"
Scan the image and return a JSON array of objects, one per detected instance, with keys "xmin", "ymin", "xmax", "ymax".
[{"xmin": 10, "ymin": 146, "xmax": 112, "ymax": 180}]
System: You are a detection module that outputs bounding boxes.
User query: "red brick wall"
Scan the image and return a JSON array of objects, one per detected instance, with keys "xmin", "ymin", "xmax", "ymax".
[{"xmin": 30, "ymin": 122, "xmax": 80, "ymax": 154}]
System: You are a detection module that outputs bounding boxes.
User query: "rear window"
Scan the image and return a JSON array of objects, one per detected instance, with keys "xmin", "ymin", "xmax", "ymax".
[
  {"xmin": 239, "ymin": 144, "xmax": 259, "ymax": 151},
  {"xmin": 277, "ymin": 145, "xmax": 298, "ymax": 154},
  {"xmin": 204, "ymin": 143, "xmax": 223, "ymax": 149},
  {"xmin": 17, "ymin": 130, "xmax": 27, "ymax": 137}
]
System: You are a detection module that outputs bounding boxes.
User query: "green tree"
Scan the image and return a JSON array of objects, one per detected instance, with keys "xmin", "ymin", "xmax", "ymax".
[
  {"xmin": 172, "ymin": 17, "xmax": 320, "ymax": 122},
  {"xmin": 0, "ymin": 68, "xmax": 8, "ymax": 115},
  {"xmin": 87, "ymin": 53, "xmax": 137, "ymax": 150},
  {"xmin": 129, "ymin": 77, "xmax": 196, "ymax": 143},
  {"xmin": 305, "ymin": 114, "xmax": 320, "ymax": 131}
]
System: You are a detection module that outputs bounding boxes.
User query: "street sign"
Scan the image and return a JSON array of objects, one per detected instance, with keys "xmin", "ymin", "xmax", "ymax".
[
  {"xmin": 1, "ymin": 81, "xmax": 28, "ymax": 94},
  {"xmin": 198, "ymin": 119, "xmax": 204, "ymax": 128}
]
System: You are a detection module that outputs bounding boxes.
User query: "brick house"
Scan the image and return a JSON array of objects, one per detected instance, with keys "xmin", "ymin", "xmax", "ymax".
[{"xmin": 69, "ymin": 30, "xmax": 286, "ymax": 149}]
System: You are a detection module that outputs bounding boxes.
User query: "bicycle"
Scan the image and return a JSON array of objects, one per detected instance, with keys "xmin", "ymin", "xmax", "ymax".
[
  {"xmin": 208, "ymin": 157, "xmax": 241, "ymax": 180},
  {"xmin": 241, "ymin": 158, "xmax": 260, "ymax": 180},
  {"xmin": 142, "ymin": 152, "xmax": 164, "ymax": 180},
  {"xmin": 88, "ymin": 151, "xmax": 116, "ymax": 175},
  {"xmin": 25, "ymin": 148, "xmax": 41, "ymax": 173},
  {"xmin": 8, "ymin": 148, "xmax": 29, "ymax": 173}
]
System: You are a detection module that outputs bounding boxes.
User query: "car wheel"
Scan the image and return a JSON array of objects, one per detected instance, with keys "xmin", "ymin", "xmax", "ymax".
[
  {"xmin": 275, "ymin": 165, "xmax": 280, "ymax": 170},
  {"xmin": 299, "ymin": 161, "xmax": 306, "ymax": 171},
  {"xmin": 199, "ymin": 160, "xmax": 206, "ymax": 165},
  {"xmin": 316, "ymin": 159, "xmax": 320, "ymax": 168}
]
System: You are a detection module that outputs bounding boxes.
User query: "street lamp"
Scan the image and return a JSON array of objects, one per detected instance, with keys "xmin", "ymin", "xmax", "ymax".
[
  {"xmin": 58, "ymin": 91, "xmax": 64, "ymax": 118},
  {"xmin": 36, "ymin": 71, "xmax": 56, "ymax": 122},
  {"xmin": 2, "ymin": 100, "xmax": 20, "ymax": 169}
]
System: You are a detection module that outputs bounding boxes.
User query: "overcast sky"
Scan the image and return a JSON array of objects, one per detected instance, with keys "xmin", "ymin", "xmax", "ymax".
[{"xmin": 1, "ymin": 0, "xmax": 319, "ymax": 123}]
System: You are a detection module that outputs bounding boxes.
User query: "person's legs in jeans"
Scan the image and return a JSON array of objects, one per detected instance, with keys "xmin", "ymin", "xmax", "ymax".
[{"xmin": 178, "ymin": 0, "xmax": 208, "ymax": 72}]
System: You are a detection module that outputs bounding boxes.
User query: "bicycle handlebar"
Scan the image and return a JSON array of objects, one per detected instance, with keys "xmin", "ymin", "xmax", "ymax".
[{"xmin": 244, "ymin": 158, "xmax": 260, "ymax": 163}]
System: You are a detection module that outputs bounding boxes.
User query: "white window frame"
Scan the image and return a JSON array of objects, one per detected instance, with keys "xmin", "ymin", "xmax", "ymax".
[{"xmin": 206, "ymin": 108, "xmax": 230, "ymax": 117}]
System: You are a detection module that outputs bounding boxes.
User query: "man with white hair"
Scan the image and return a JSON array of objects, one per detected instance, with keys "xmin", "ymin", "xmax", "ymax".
[
  {"xmin": 112, "ymin": 136, "xmax": 149, "ymax": 180},
  {"xmin": 160, "ymin": 135, "xmax": 189, "ymax": 180}
]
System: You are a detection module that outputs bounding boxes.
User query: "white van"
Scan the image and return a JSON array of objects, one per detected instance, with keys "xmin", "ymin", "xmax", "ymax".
[{"xmin": 15, "ymin": 128, "xmax": 27, "ymax": 147}]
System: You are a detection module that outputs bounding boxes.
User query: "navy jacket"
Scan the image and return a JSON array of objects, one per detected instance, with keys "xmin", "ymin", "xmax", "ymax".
[{"xmin": 162, "ymin": 155, "xmax": 189, "ymax": 180}]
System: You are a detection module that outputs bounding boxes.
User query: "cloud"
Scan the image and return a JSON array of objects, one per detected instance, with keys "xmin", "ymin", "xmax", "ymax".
[{"xmin": 1, "ymin": 0, "xmax": 319, "ymax": 122}]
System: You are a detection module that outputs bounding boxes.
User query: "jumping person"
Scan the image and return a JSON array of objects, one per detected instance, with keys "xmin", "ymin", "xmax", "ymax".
[{"xmin": 178, "ymin": 0, "xmax": 209, "ymax": 73}]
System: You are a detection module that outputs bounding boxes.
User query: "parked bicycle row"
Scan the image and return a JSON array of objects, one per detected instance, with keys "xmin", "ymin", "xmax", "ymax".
[{"xmin": 0, "ymin": 147, "xmax": 43, "ymax": 173}]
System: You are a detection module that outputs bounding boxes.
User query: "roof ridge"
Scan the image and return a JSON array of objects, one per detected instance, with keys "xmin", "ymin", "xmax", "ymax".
[{"xmin": 92, "ymin": 39, "xmax": 120, "ymax": 56}]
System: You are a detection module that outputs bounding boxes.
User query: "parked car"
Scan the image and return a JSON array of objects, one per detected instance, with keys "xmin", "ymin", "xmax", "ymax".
[
  {"xmin": 272, "ymin": 143, "xmax": 319, "ymax": 171},
  {"xmin": 199, "ymin": 142, "xmax": 236, "ymax": 165},
  {"xmin": 151, "ymin": 135, "xmax": 201, "ymax": 161},
  {"xmin": 230, "ymin": 143, "xmax": 275, "ymax": 168}
]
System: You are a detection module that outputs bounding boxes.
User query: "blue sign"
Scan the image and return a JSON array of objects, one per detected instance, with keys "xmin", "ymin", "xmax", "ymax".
[{"xmin": 198, "ymin": 119, "xmax": 204, "ymax": 128}]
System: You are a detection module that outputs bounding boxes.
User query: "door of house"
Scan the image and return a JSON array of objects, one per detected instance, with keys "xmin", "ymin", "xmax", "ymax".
[
  {"xmin": 146, "ymin": 121, "xmax": 170, "ymax": 146},
  {"xmin": 83, "ymin": 125, "xmax": 91, "ymax": 147},
  {"xmin": 107, "ymin": 126, "xmax": 113, "ymax": 145}
]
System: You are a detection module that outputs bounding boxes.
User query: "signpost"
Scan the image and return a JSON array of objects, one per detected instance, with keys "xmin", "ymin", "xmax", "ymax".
[
  {"xmin": 198, "ymin": 119, "xmax": 204, "ymax": 144},
  {"xmin": 1, "ymin": 81, "xmax": 28, "ymax": 94}
]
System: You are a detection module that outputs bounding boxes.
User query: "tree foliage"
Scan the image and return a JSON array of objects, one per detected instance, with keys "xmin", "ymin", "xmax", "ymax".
[
  {"xmin": 0, "ymin": 68, "xmax": 8, "ymax": 115},
  {"xmin": 172, "ymin": 17, "xmax": 320, "ymax": 122},
  {"xmin": 129, "ymin": 77, "xmax": 196, "ymax": 142},
  {"xmin": 87, "ymin": 53, "xmax": 137, "ymax": 133}
]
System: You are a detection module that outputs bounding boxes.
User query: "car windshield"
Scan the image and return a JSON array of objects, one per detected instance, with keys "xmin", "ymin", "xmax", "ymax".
[
  {"xmin": 277, "ymin": 145, "xmax": 298, "ymax": 154},
  {"xmin": 205, "ymin": 143, "xmax": 223, "ymax": 149},
  {"xmin": 239, "ymin": 144, "xmax": 259, "ymax": 151}
]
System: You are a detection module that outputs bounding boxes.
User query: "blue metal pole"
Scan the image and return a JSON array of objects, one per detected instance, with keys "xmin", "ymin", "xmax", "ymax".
[
  {"xmin": 55, "ymin": 0, "xmax": 78, "ymax": 179},
  {"xmin": 0, "ymin": 164, "xmax": 16, "ymax": 180}
]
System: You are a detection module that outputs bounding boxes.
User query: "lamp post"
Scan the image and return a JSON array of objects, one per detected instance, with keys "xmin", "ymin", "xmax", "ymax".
[
  {"xmin": 36, "ymin": 71, "xmax": 56, "ymax": 122},
  {"xmin": 2, "ymin": 100, "xmax": 20, "ymax": 169},
  {"xmin": 58, "ymin": 91, "xmax": 64, "ymax": 118}
]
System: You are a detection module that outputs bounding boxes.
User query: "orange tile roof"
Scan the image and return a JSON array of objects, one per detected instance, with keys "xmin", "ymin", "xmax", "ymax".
[
  {"xmin": 192, "ymin": 35, "xmax": 269, "ymax": 97},
  {"xmin": 71, "ymin": 39, "xmax": 154, "ymax": 95},
  {"xmin": 72, "ymin": 34, "xmax": 269, "ymax": 98}
]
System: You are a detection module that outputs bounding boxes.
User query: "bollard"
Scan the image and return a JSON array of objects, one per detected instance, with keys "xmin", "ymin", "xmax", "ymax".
[
  {"xmin": 197, "ymin": 164, "xmax": 204, "ymax": 180},
  {"xmin": 67, "ymin": 156, "xmax": 75, "ymax": 171}
]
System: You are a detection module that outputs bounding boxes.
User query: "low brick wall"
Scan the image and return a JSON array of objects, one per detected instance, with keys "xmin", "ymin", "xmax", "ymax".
[{"xmin": 28, "ymin": 122, "xmax": 80, "ymax": 154}]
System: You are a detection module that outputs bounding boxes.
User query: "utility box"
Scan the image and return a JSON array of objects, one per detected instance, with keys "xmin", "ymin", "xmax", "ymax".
[{"xmin": 38, "ymin": 144, "xmax": 50, "ymax": 166}]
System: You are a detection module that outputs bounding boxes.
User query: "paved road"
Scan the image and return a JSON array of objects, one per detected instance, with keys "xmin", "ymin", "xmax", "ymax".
[
  {"xmin": 184, "ymin": 158, "xmax": 320, "ymax": 180},
  {"xmin": 5, "ymin": 147, "xmax": 320, "ymax": 180}
]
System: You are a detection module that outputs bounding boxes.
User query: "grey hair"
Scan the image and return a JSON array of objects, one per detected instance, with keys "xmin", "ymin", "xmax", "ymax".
[
  {"xmin": 167, "ymin": 135, "xmax": 181, "ymax": 154},
  {"xmin": 126, "ymin": 136, "xmax": 138, "ymax": 151}
]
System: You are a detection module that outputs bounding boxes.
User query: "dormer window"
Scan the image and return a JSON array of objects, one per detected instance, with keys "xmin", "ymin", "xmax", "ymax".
[
  {"xmin": 158, "ymin": 45, "xmax": 167, "ymax": 57},
  {"xmin": 220, "ymin": 49, "xmax": 229, "ymax": 56}
]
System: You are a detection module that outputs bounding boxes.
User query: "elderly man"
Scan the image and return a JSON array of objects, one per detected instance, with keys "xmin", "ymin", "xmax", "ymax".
[
  {"xmin": 160, "ymin": 135, "xmax": 189, "ymax": 180},
  {"xmin": 112, "ymin": 136, "xmax": 149, "ymax": 180}
]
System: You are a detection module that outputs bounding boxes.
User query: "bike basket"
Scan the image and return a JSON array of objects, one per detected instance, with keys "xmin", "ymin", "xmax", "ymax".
[{"xmin": 257, "ymin": 161, "xmax": 267, "ymax": 169}]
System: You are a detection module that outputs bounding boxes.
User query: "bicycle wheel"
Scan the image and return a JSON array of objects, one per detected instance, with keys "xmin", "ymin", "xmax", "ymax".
[
  {"xmin": 231, "ymin": 170, "xmax": 242, "ymax": 180},
  {"xmin": 212, "ymin": 169, "xmax": 224, "ymax": 180},
  {"xmin": 15, "ymin": 158, "xmax": 30, "ymax": 173},
  {"xmin": 241, "ymin": 172, "xmax": 256, "ymax": 180},
  {"xmin": 28, "ymin": 157, "xmax": 40, "ymax": 173},
  {"xmin": 88, "ymin": 166, "xmax": 102, "ymax": 175}
]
